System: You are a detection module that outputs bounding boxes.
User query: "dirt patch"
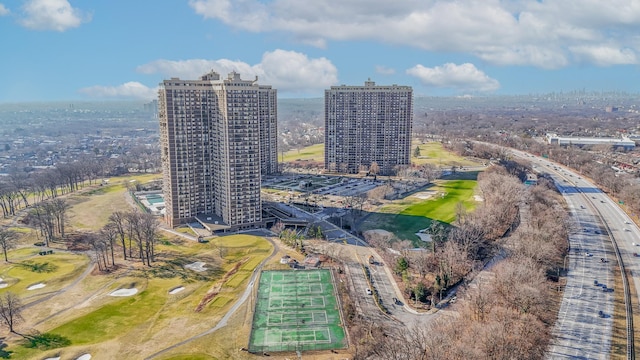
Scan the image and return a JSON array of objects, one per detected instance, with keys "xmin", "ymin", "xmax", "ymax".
[{"xmin": 194, "ymin": 258, "xmax": 248, "ymax": 312}]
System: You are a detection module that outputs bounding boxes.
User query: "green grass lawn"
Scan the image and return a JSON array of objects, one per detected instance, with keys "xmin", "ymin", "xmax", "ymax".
[
  {"xmin": 412, "ymin": 141, "xmax": 479, "ymax": 167},
  {"xmin": 68, "ymin": 174, "xmax": 162, "ymax": 231},
  {"xmin": 0, "ymin": 250, "xmax": 90, "ymax": 298},
  {"xmin": 10, "ymin": 234, "xmax": 273, "ymax": 360},
  {"xmin": 281, "ymin": 141, "xmax": 480, "ymax": 168},
  {"xmin": 281, "ymin": 143, "xmax": 324, "ymax": 162},
  {"xmin": 360, "ymin": 179, "xmax": 478, "ymax": 244}
]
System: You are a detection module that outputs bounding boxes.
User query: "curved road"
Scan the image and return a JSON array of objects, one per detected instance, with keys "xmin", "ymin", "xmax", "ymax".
[{"xmin": 512, "ymin": 151, "xmax": 632, "ymax": 359}]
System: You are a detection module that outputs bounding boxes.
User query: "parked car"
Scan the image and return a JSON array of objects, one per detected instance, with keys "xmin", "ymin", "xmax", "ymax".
[{"xmin": 366, "ymin": 288, "xmax": 372, "ymax": 295}]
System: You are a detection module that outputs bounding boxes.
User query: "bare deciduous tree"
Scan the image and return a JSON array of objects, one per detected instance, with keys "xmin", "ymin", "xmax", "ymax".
[
  {"xmin": 108, "ymin": 211, "xmax": 128, "ymax": 260},
  {"xmin": 0, "ymin": 292, "xmax": 23, "ymax": 334},
  {"xmin": 0, "ymin": 228, "xmax": 18, "ymax": 262}
]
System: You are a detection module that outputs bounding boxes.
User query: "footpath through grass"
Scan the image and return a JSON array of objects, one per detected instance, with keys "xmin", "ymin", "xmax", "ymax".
[{"xmin": 360, "ymin": 179, "xmax": 478, "ymax": 244}]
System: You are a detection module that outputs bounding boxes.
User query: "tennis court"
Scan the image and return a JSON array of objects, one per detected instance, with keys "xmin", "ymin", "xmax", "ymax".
[{"xmin": 248, "ymin": 269, "xmax": 347, "ymax": 353}]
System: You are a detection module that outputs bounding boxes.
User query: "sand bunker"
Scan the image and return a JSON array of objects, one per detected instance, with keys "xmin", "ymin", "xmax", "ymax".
[
  {"xmin": 43, "ymin": 357, "xmax": 60, "ymax": 360},
  {"xmin": 169, "ymin": 286, "xmax": 185, "ymax": 295},
  {"xmin": 76, "ymin": 354, "xmax": 91, "ymax": 360},
  {"xmin": 27, "ymin": 283, "xmax": 46, "ymax": 290},
  {"xmin": 0, "ymin": 283, "xmax": 8, "ymax": 289},
  {"xmin": 413, "ymin": 191, "xmax": 436, "ymax": 200},
  {"xmin": 185, "ymin": 261, "xmax": 207, "ymax": 272},
  {"xmin": 109, "ymin": 288, "xmax": 138, "ymax": 297}
]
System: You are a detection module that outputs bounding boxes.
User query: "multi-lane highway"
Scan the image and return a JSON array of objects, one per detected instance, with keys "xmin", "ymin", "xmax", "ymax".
[{"xmin": 512, "ymin": 151, "xmax": 637, "ymax": 359}]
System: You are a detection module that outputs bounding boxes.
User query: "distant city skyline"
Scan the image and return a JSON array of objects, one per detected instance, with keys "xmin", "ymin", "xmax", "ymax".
[{"xmin": 2, "ymin": 0, "xmax": 640, "ymax": 102}]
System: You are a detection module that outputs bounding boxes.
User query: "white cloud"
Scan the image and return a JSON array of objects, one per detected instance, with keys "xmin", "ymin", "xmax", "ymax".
[
  {"xmin": 189, "ymin": 0, "xmax": 640, "ymax": 68},
  {"xmin": 375, "ymin": 66, "xmax": 395, "ymax": 75},
  {"xmin": 0, "ymin": 4, "xmax": 9, "ymax": 16},
  {"xmin": 407, "ymin": 63, "xmax": 500, "ymax": 93},
  {"xmin": 79, "ymin": 82, "xmax": 157, "ymax": 100},
  {"xmin": 570, "ymin": 45, "xmax": 637, "ymax": 66},
  {"xmin": 137, "ymin": 49, "xmax": 338, "ymax": 94},
  {"xmin": 20, "ymin": 0, "xmax": 90, "ymax": 31}
]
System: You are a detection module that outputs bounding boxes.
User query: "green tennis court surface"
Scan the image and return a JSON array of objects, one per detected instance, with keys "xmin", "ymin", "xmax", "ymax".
[{"xmin": 248, "ymin": 269, "xmax": 347, "ymax": 353}]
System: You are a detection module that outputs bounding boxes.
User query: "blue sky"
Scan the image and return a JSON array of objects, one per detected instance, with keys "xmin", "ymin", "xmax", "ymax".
[{"xmin": 1, "ymin": 0, "xmax": 640, "ymax": 102}]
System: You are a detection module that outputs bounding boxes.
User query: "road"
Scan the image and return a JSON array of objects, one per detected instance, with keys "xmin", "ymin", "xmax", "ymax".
[
  {"xmin": 344, "ymin": 245, "xmax": 439, "ymax": 329},
  {"xmin": 272, "ymin": 202, "xmax": 369, "ymax": 246},
  {"xmin": 512, "ymin": 151, "xmax": 630, "ymax": 359}
]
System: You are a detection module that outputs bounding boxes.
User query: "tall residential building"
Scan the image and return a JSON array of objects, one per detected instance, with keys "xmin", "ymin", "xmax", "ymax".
[
  {"xmin": 324, "ymin": 80, "xmax": 413, "ymax": 175},
  {"xmin": 158, "ymin": 71, "xmax": 277, "ymax": 230}
]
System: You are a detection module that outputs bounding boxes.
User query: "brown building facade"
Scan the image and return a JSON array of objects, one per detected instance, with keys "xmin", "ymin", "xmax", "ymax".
[{"xmin": 158, "ymin": 71, "xmax": 277, "ymax": 229}]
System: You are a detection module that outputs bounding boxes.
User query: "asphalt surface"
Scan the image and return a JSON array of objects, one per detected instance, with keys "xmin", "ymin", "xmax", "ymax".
[{"xmin": 513, "ymin": 152, "xmax": 620, "ymax": 359}]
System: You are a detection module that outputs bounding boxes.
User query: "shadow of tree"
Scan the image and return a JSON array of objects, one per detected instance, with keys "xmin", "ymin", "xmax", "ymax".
[{"xmin": 0, "ymin": 338, "xmax": 12, "ymax": 359}]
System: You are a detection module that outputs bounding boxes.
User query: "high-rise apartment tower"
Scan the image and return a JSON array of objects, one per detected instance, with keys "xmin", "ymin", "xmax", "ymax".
[
  {"xmin": 158, "ymin": 71, "xmax": 277, "ymax": 230},
  {"xmin": 324, "ymin": 80, "xmax": 413, "ymax": 175}
]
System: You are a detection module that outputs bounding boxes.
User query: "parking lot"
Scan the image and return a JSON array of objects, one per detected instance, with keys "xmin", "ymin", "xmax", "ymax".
[{"xmin": 263, "ymin": 174, "xmax": 383, "ymax": 198}]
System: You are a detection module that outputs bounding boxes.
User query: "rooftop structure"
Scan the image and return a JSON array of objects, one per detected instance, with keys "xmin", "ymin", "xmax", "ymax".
[{"xmin": 545, "ymin": 133, "xmax": 635, "ymax": 150}]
